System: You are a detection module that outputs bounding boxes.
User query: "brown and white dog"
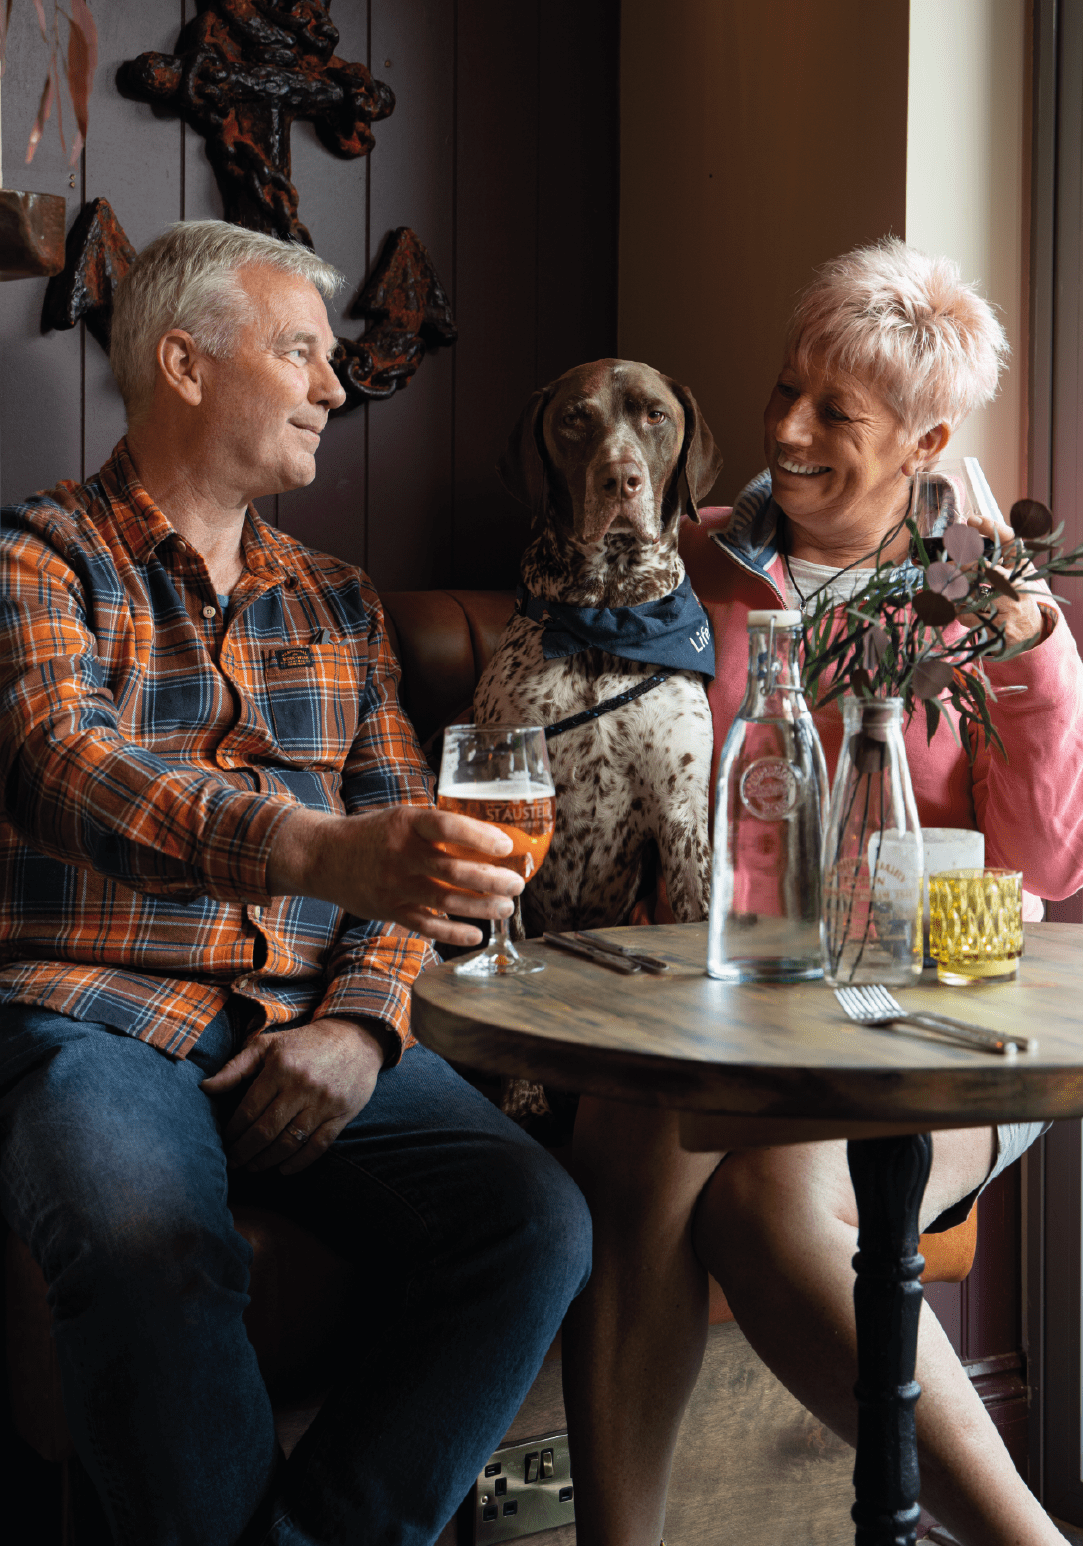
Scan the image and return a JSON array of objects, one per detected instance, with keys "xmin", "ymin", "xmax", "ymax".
[{"xmin": 474, "ymin": 358, "xmax": 723, "ymax": 942}]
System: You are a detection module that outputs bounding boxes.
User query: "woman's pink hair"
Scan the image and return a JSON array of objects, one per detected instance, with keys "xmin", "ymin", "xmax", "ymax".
[{"xmin": 785, "ymin": 237, "xmax": 1009, "ymax": 437}]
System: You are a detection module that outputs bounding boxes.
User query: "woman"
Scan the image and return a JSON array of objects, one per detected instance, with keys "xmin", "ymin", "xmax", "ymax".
[{"xmin": 562, "ymin": 239, "xmax": 1082, "ymax": 1546}]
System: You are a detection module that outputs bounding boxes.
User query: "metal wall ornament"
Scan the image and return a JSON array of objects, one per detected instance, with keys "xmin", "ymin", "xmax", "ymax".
[
  {"xmin": 334, "ymin": 227, "xmax": 458, "ymax": 406},
  {"xmin": 107, "ymin": 0, "xmax": 458, "ymax": 406},
  {"xmin": 41, "ymin": 196, "xmax": 135, "ymax": 348},
  {"xmin": 117, "ymin": 0, "xmax": 394, "ymax": 247}
]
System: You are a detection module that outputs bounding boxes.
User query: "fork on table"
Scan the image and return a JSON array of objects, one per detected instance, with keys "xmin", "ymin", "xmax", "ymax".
[{"xmin": 834, "ymin": 983, "xmax": 1036, "ymax": 1057}]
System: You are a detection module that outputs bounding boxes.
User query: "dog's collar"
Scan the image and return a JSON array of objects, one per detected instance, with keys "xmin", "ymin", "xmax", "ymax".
[{"xmin": 515, "ymin": 573, "xmax": 715, "ymax": 679}]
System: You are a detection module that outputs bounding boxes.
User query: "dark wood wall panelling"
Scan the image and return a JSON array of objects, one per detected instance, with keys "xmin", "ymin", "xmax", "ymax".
[{"xmin": 0, "ymin": 1, "xmax": 619, "ymax": 593}]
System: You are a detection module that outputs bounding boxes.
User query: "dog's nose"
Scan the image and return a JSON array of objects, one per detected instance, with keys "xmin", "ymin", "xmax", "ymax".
[{"xmin": 597, "ymin": 460, "xmax": 645, "ymax": 500}]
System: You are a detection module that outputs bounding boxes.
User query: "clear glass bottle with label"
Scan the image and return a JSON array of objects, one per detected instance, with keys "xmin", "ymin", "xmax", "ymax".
[
  {"xmin": 821, "ymin": 696, "xmax": 923, "ymax": 985},
  {"xmin": 707, "ymin": 610, "xmax": 828, "ymax": 982}
]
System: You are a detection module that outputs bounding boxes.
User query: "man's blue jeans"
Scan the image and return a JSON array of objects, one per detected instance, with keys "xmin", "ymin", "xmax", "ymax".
[{"xmin": 0, "ymin": 1005, "xmax": 592, "ymax": 1545}]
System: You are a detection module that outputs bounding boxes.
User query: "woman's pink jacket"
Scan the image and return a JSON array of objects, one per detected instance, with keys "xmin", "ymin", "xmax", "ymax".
[{"xmin": 681, "ymin": 507, "xmax": 1084, "ymax": 919}]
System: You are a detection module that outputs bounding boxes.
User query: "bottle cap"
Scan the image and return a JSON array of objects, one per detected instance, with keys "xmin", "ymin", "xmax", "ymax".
[{"xmin": 747, "ymin": 609, "xmax": 802, "ymax": 626}]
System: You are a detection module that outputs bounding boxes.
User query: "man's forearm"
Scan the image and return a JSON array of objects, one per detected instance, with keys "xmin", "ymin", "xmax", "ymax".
[
  {"xmin": 266, "ymin": 805, "xmax": 341, "ymax": 900},
  {"xmin": 4, "ymin": 722, "xmax": 293, "ymax": 903}
]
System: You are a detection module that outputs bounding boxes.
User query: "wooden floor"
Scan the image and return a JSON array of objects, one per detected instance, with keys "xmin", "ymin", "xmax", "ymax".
[{"xmin": 440, "ymin": 1322, "xmax": 1084, "ymax": 1546}]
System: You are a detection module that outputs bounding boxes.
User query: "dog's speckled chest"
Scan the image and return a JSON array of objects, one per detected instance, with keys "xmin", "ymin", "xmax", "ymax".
[{"xmin": 474, "ymin": 618, "xmax": 713, "ymax": 934}]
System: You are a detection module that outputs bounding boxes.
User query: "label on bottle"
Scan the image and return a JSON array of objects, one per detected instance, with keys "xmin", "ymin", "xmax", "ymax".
[
  {"xmin": 739, "ymin": 758, "xmax": 801, "ymax": 821},
  {"xmin": 866, "ymin": 832, "xmax": 923, "ymax": 901}
]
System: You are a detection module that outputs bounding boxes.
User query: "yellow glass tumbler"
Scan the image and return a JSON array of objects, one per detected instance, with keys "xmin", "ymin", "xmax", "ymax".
[{"xmin": 928, "ymin": 868, "xmax": 1024, "ymax": 985}]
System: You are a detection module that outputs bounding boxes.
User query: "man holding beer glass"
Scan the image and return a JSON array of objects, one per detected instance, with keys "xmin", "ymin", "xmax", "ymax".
[
  {"xmin": 437, "ymin": 725, "xmax": 557, "ymax": 976},
  {"xmin": 0, "ymin": 221, "xmax": 591, "ymax": 1546}
]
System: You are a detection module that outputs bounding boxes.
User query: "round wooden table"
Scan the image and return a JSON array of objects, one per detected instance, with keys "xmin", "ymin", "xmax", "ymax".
[{"xmin": 412, "ymin": 921, "xmax": 1082, "ymax": 1546}]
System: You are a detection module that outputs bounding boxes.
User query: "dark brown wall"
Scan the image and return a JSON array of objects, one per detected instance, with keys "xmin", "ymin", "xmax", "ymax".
[
  {"xmin": 0, "ymin": 0, "xmax": 619, "ymax": 592},
  {"xmin": 617, "ymin": 0, "xmax": 909, "ymax": 505}
]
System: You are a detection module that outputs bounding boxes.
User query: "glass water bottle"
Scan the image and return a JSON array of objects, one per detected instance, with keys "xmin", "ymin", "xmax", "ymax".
[{"xmin": 707, "ymin": 610, "xmax": 828, "ymax": 982}]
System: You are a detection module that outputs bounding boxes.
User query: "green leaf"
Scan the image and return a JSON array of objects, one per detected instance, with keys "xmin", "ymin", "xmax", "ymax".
[{"xmin": 924, "ymin": 697, "xmax": 940, "ymax": 744}]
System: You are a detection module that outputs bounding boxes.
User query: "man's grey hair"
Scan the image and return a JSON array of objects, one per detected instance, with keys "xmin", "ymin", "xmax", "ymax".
[
  {"xmin": 110, "ymin": 220, "xmax": 344, "ymax": 424},
  {"xmin": 785, "ymin": 237, "xmax": 1010, "ymax": 439}
]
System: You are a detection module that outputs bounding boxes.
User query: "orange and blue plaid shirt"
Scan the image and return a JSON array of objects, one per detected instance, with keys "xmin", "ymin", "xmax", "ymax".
[{"xmin": 0, "ymin": 440, "xmax": 437, "ymax": 1059}]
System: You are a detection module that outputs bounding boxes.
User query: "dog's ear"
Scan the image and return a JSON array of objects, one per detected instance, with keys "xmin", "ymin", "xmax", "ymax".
[
  {"xmin": 663, "ymin": 377, "xmax": 724, "ymax": 523},
  {"xmin": 497, "ymin": 386, "xmax": 556, "ymax": 516}
]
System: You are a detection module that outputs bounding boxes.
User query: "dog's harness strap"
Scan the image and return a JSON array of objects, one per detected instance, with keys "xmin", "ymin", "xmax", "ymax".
[{"xmin": 544, "ymin": 672, "xmax": 674, "ymax": 740}]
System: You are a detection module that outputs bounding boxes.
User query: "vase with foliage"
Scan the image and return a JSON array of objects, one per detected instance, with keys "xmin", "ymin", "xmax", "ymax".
[{"xmin": 801, "ymin": 467, "xmax": 1082, "ymax": 985}]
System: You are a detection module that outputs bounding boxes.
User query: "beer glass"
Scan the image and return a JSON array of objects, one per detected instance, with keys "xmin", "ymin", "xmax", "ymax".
[{"xmin": 437, "ymin": 725, "xmax": 556, "ymax": 976}]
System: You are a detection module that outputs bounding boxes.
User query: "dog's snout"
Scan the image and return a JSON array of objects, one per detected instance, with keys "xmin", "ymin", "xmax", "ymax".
[{"xmin": 597, "ymin": 459, "xmax": 645, "ymax": 501}]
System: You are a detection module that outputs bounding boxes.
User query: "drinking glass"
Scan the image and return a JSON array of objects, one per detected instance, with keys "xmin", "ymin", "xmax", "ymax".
[
  {"xmin": 920, "ymin": 828, "xmax": 985, "ymax": 957},
  {"xmin": 928, "ymin": 867, "xmax": 1023, "ymax": 985},
  {"xmin": 909, "ymin": 455, "xmax": 1004, "ymax": 541},
  {"xmin": 437, "ymin": 725, "xmax": 556, "ymax": 977}
]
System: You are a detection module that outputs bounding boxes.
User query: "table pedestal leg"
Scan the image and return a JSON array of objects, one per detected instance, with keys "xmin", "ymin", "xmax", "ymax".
[{"xmin": 847, "ymin": 1133, "xmax": 933, "ymax": 1546}]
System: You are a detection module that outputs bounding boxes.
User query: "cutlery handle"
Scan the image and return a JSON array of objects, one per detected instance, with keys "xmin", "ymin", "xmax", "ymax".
[
  {"xmin": 900, "ymin": 1013, "xmax": 1021, "ymax": 1056},
  {"xmin": 543, "ymin": 933, "xmax": 640, "ymax": 973},
  {"xmin": 910, "ymin": 1010, "xmax": 1036, "ymax": 1055},
  {"xmin": 572, "ymin": 933, "xmax": 670, "ymax": 973}
]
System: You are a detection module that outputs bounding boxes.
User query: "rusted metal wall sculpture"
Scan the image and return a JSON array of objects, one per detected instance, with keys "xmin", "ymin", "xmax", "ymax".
[
  {"xmin": 117, "ymin": 0, "xmax": 393, "ymax": 247},
  {"xmin": 41, "ymin": 197, "xmax": 136, "ymax": 349},
  {"xmin": 334, "ymin": 227, "xmax": 458, "ymax": 405},
  {"xmin": 108, "ymin": 1, "xmax": 457, "ymax": 407}
]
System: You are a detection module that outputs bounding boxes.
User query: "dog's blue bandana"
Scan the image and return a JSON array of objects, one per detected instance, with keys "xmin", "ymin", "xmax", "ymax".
[{"xmin": 516, "ymin": 572, "xmax": 715, "ymax": 679}]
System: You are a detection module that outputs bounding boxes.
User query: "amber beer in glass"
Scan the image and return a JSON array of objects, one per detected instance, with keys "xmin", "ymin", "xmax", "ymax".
[{"xmin": 437, "ymin": 726, "xmax": 555, "ymax": 976}]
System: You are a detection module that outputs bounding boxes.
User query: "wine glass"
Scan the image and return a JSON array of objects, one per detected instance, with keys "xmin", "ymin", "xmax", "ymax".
[
  {"xmin": 437, "ymin": 725, "xmax": 556, "ymax": 977},
  {"xmin": 909, "ymin": 455, "xmax": 1004, "ymax": 545}
]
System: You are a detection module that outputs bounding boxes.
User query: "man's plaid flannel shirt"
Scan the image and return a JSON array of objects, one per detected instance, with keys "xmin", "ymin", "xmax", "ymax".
[{"xmin": 0, "ymin": 440, "xmax": 437, "ymax": 1059}]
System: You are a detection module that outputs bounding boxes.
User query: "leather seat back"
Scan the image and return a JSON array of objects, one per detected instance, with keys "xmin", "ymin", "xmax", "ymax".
[{"xmin": 379, "ymin": 590, "xmax": 515, "ymax": 750}]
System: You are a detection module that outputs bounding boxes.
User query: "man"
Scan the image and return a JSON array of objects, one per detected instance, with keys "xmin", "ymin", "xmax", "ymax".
[{"xmin": 0, "ymin": 220, "xmax": 591, "ymax": 1546}]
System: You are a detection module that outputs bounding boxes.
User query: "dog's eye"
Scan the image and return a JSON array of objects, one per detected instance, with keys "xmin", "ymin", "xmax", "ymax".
[{"xmin": 646, "ymin": 410, "xmax": 667, "ymax": 424}]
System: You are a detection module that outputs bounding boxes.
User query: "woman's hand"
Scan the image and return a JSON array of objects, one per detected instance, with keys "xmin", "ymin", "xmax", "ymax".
[{"xmin": 957, "ymin": 508, "xmax": 1051, "ymax": 652}]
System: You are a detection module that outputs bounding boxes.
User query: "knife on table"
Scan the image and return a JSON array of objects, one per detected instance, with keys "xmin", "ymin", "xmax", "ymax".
[
  {"xmin": 572, "ymin": 933, "xmax": 671, "ymax": 974},
  {"xmin": 542, "ymin": 933, "xmax": 641, "ymax": 973}
]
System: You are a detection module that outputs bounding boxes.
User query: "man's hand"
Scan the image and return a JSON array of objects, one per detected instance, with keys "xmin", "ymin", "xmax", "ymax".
[
  {"xmin": 267, "ymin": 804, "xmax": 524, "ymax": 946},
  {"xmin": 201, "ymin": 1016, "xmax": 385, "ymax": 1174}
]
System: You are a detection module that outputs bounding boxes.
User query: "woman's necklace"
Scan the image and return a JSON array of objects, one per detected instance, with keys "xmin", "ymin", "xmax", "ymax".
[
  {"xmin": 782, "ymin": 549, "xmax": 811, "ymax": 609},
  {"xmin": 781, "ymin": 516, "xmax": 911, "ymax": 611}
]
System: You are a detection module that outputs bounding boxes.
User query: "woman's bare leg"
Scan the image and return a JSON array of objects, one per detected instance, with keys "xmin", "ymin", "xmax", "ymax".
[
  {"xmin": 560, "ymin": 1096, "xmax": 721, "ymax": 1546},
  {"xmin": 693, "ymin": 1133, "xmax": 1062, "ymax": 1546}
]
